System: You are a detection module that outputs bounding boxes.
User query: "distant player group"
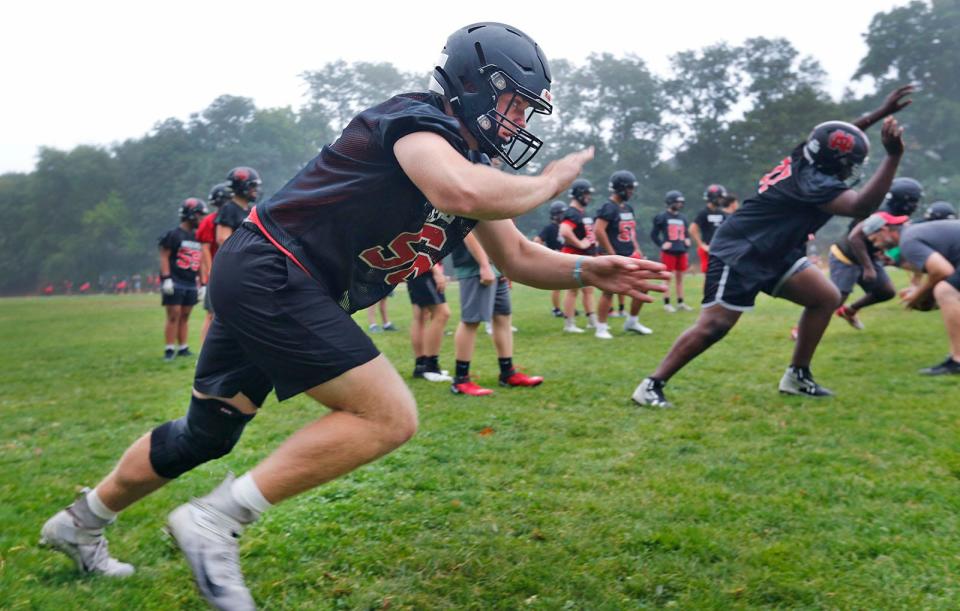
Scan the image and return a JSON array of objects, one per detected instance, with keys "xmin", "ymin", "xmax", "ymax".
[{"xmin": 39, "ymin": 21, "xmax": 959, "ymax": 611}]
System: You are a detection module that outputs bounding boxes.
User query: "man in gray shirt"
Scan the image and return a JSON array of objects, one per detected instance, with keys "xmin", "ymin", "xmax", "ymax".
[{"xmin": 867, "ymin": 216, "xmax": 960, "ymax": 374}]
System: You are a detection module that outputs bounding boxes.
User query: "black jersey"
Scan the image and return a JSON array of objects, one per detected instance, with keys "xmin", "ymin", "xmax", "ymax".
[
  {"xmin": 215, "ymin": 201, "xmax": 248, "ymax": 230},
  {"xmin": 651, "ymin": 211, "xmax": 689, "ymax": 254},
  {"xmin": 253, "ymin": 93, "xmax": 477, "ymax": 313},
  {"xmin": 710, "ymin": 144, "xmax": 848, "ymax": 275},
  {"xmin": 159, "ymin": 227, "xmax": 201, "ymax": 288},
  {"xmin": 537, "ymin": 222, "xmax": 563, "ymax": 251},
  {"xmin": 596, "ymin": 199, "xmax": 638, "ymax": 256},
  {"xmin": 559, "ymin": 207, "xmax": 596, "ymax": 255},
  {"xmin": 692, "ymin": 207, "xmax": 727, "ymax": 245}
]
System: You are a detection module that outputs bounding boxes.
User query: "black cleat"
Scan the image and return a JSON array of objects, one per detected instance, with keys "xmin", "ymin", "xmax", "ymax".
[
  {"xmin": 779, "ymin": 366, "xmax": 834, "ymax": 397},
  {"xmin": 919, "ymin": 356, "xmax": 960, "ymax": 376}
]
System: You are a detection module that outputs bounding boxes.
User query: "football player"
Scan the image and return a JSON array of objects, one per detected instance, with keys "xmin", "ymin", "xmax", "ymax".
[
  {"xmin": 533, "ymin": 199, "xmax": 567, "ymax": 317},
  {"xmin": 921, "ymin": 201, "xmax": 957, "ymax": 222},
  {"xmin": 408, "ymin": 264, "xmax": 451, "ymax": 382},
  {"xmin": 651, "ymin": 191, "xmax": 693, "ymax": 312},
  {"xmin": 40, "ymin": 23, "xmax": 666, "ymax": 609},
  {"xmin": 594, "ymin": 170, "xmax": 652, "ymax": 338},
  {"xmin": 216, "ymin": 166, "xmax": 261, "ymax": 247},
  {"xmin": 830, "ymin": 178, "xmax": 923, "ymax": 330},
  {"xmin": 450, "ymin": 233, "xmax": 543, "ymax": 395},
  {"xmin": 866, "ymin": 213, "xmax": 960, "ymax": 375},
  {"xmin": 690, "ymin": 184, "xmax": 728, "ymax": 275},
  {"xmin": 633, "ymin": 85, "xmax": 913, "ymax": 407},
  {"xmin": 158, "ymin": 198, "xmax": 206, "ymax": 361},
  {"xmin": 197, "ymin": 182, "xmax": 234, "ymax": 344},
  {"xmin": 559, "ymin": 178, "xmax": 599, "ymax": 332}
]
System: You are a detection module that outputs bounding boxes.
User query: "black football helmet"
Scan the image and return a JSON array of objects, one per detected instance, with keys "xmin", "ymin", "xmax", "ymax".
[
  {"xmin": 569, "ymin": 178, "xmax": 594, "ymax": 205},
  {"xmin": 429, "ymin": 22, "xmax": 553, "ymax": 170},
  {"xmin": 207, "ymin": 182, "xmax": 234, "ymax": 209},
  {"xmin": 609, "ymin": 170, "xmax": 638, "ymax": 200},
  {"xmin": 924, "ymin": 201, "xmax": 957, "ymax": 221},
  {"xmin": 227, "ymin": 167, "xmax": 262, "ymax": 201},
  {"xmin": 703, "ymin": 184, "xmax": 727, "ymax": 205},
  {"xmin": 665, "ymin": 190, "xmax": 685, "ymax": 208},
  {"xmin": 179, "ymin": 198, "xmax": 207, "ymax": 222},
  {"xmin": 803, "ymin": 121, "xmax": 869, "ymax": 182},
  {"xmin": 548, "ymin": 200, "xmax": 567, "ymax": 221},
  {"xmin": 879, "ymin": 177, "xmax": 923, "ymax": 217}
]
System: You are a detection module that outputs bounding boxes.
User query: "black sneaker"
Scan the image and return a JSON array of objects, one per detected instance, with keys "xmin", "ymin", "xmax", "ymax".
[
  {"xmin": 164, "ymin": 348, "xmax": 175, "ymax": 362},
  {"xmin": 551, "ymin": 307, "xmax": 563, "ymax": 318},
  {"xmin": 919, "ymin": 356, "xmax": 960, "ymax": 376},
  {"xmin": 176, "ymin": 347, "xmax": 193, "ymax": 358},
  {"xmin": 779, "ymin": 366, "xmax": 834, "ymax": 397}
]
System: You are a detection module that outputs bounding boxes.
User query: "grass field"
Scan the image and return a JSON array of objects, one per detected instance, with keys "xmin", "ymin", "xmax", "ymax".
[{"xmin": 1, "ymin": 272, "xmax": 958, "ymax": 609}]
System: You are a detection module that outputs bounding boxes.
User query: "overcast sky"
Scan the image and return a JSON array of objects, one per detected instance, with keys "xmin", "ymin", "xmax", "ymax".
[{"xmin": 1, "ymin": 0, "xmax": 910, "ymax": 174}]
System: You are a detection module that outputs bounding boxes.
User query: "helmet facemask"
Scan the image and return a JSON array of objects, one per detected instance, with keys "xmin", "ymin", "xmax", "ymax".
[{"xmin": 473, "ymin": 68, "xmax": 552, "ymax": 170}]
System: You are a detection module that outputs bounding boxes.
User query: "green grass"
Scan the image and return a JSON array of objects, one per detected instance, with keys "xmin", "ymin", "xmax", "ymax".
[{"xmin": 1, "ymin": 271, "xmax": 958, "ymax": 609}]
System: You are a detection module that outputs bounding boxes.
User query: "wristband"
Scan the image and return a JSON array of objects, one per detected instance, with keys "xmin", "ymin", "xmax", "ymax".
[{"xmin": 572, "ymin": 256, "xmax": 586, "ymax": 287}]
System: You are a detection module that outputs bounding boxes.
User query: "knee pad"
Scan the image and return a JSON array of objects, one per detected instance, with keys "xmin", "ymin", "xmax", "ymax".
[{"xmin": 149, "ymin": 396, "xmax": 255, "ymax": 479}]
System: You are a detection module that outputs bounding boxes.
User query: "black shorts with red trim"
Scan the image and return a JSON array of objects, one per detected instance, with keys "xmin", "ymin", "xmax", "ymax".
[
  {"xmin": 702, "ymin": 254, "xmax": 810, "ymax": 312},
  {"xmin": 195, "ymin": 226, "xmax": 380, "ymax": 405}
]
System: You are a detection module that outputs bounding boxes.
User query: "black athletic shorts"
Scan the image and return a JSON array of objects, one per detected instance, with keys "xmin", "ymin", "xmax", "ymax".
[
  {"xmin": 407, "ymin": 273, "xmax": 445, "ymax": 306},
  {"xmin": 702, "ymin": 254, "xmax": 810, "ymax": 311},
  {"xmin": 194, "ymin": 226, "xmax": 380, "ymax": 405},
  {"xmin": 162, "ymin": 288, "xmax": 198, "ymax": 307}
]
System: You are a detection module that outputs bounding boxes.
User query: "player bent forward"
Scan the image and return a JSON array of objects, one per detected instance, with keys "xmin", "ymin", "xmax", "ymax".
[
  {"xmin": 632, "ymin": 85, "xmax": 913, "ymax": 407},
  {"xmin": 40, "ymin": 22, "xmax": 667, "ymax": 610}
]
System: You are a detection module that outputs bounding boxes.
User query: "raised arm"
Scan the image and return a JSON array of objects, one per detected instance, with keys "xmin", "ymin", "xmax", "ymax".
[
  {"xmin": 853, "ymin": 84, "xmax": 914, "ymax": 131},
  {"xmin": 394, "ymin": 132, "xmax": 593, "ymax": 220},
  {"xmin": 472, "ymin": 220, "xmax": 668, "ymax": 300},
  {"xmin": 820, "ymin": 117, "xmax": 904, "ymax": 218}
]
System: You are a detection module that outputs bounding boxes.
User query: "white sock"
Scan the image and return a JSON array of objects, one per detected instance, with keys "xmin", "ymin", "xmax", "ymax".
[
  {"xmin": 231, "ymin": 472, "xmax": 273, "ymax": 516},
  {"xmin": 627, "ymin": 315, "xmax": 638, "ymax": 325},
  {"xmin": 86, "ymin": 488, "xmax": 118, "ymax": 520},
  {"xmin": 177, "ymin": 344, "xmax": 189, "ymax": 351},
  {"xmin": 165, "ymin": 344, "xmax": 176, "ymax": 351},
  {"xmin": 564, "ymin": 317, "xmax": 576, "ymax": 327},
  {"xmin": 588, "ymin": 313, "xmax": 598, "ymax": 326}
]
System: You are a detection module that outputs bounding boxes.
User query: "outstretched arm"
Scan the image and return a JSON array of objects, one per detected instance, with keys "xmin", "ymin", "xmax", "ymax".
[
  {"xmin": 395, "ymin": 132, "xmax": 594, "ymax": 220},
  {"xmin": 473, "ymin": 220, "xmax": 669, "ymax": 301},
  {"xmin": 853, "ymin": 84, "xmax": 913, "ymax": 131}
]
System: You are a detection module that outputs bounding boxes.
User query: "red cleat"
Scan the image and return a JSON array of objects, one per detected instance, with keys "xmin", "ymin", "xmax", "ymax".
[
  {"xmin": 835, "ymin": 305, "xmax": 865, "ymax": 330},
  {"xmin": 499, "ymin": 371, "xmax": 544, "ymax": 387},
  {"xmin": 451, "ymin": 378, "xmax": 494, "ymax": 396}
]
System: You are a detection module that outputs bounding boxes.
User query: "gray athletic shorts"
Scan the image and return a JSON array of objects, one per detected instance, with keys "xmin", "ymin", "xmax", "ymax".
[
  {"xmin": 828, "ymin": 253, "xmax": 890, "ymax": 294},
  {"xmin": 458, "ymin": 275, "xmax": 511, "ymax": 323}
]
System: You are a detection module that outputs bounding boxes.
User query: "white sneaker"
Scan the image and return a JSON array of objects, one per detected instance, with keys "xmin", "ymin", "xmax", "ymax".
[
  {"xmin": 623, "ymin": 320, "xmax": 653, "ymax": 335},
  {"xmin": 631, "ymin": 378, "xmax": 672, "ymax": 408},
  {"xmin": 663, "ymin": 304, "xmax": 677, "ymax": 313},
  {"xmin": 677, "ymin": 302, "xmax": 694, "ymax": 312},
  {"xmin": 484, "ymin": 322, "xmax": 493, "ymax": 335},
  {"xmin": 778, "ymin": 367, "xmax": 834, "ymax": 397},
  {"xmin": 595, "ymin": 327, "xmax": 613, "ymax": 340},
  {"xmin": 167, "ymin": 477, "xmax": 256, "ymax": 611},
  {"xmin": 422, "ymin": 371, "xmax": 453, "ymax": 382},
  {"xmin": 40, "ymin": 490, "xmax": 135, "ymax": 578},
  {"xmin": 563, "ymin": 324, "xmax": 585, "ymax": 334}
]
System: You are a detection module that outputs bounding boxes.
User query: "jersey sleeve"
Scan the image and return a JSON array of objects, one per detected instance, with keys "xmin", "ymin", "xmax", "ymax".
[
  {"xmin": 650, "ymin": 213, "xmax": 665, "ymax": 244},
  {"xmin": 376, "ymin": 100, "xmax": 467, "ymax": 155},
  {"xmin": 158, "ymin": 230, "xmax": 179, "ymax": 251},
  {"xmin": 597, "ymin": 202, "xmax": 619, "ymax": 222},
  {"xmin": 900, "ymin": 235, "xmax": 936, "ymax": 271},
  {"xmin": 195, "ymin": 215, "xmax": 215, "ymax": 244},
  {"xmin": 215, "ymin": 204, "xmax": 246, "ymax": 230},
  {"xmin": 537, "ymin": 224, "xmax": 552, "ymax": 242},
  {"xmin": 692, "ymin": 209, "xmax": 707, "ymax": 228}
]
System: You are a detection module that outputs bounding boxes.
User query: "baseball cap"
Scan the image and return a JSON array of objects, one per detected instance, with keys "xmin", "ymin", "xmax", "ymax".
[{"xmin": 863, "ymin": 211, "xmax": 909, "ymax": 235}]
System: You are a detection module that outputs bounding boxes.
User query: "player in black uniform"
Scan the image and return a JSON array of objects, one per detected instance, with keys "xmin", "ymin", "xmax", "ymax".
[
  {"xmin": 594, "ymin": 170, "xmax": 652, "ymax": 338},
  {"xmin": 533, "ymin": 200, "xmax": 567, "ymax": 316},
  {"xmin": 158, "ymin": 198, "xmax": 206, "ymax": 361},
  {"xmin": 690, "ymin": 184, "xmax": 728, "ymax": 275},
  {"xmin": 40, "ymin": 23, "xmax": 668, "ymax": 607},
  {"xmin": 830, "ymin": 177, "xmax": 923, "ymax": 329},
  {"xmin": 633, "ymin": 85, "xmax": 913, "ymax": 407},
  {"xmin": 559, "ymin": 178, "xmax": 599, "ymax": 332},
  {"xmin": 651, "ymin": 191, "xmax": 693, "ymax": 312},
  {"xmin": 216, "ymin": 166, "xmax": 260, "ymax": 248}
]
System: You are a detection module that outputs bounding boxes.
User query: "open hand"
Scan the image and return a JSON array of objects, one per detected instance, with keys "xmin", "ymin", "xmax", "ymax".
[
  {"xmin": 881, "ymin": 116, "xmax": 905, "ymax": 156},
  {"xmin": 542, "ymin": 147, "xmax": 595, "ymax": 199},
  {"xmin": 878, "ymin": 84, "xmax": 914, "ymax": 118},
  {"xmin": 582, "ymin": 255, "xmax": 670, "ymax": 302}
]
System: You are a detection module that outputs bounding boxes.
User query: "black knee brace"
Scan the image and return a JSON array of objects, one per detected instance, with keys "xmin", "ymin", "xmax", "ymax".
[{"xmin": 149, "ymin": 396, "xmax": 255, "ymax": 479}]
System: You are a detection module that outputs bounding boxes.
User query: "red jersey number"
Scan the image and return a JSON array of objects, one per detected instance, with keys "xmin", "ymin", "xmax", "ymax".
[
  {"xmin": 667, "ymin": 223, "xmax": 686, "ymax": 241},
  {"xmin": 758, "ymin": 156, "xmax": 793, "ymax": 194},
  {"xmin": 359, "ymin": 224, "xmax": 447, "ymax": 283},
  {"xmin": 617, "ymin": 220, "xmax": 636, "ymax": 244},
  {"xmin": 176, "ymin": 246, "xmax": 201, "ymax": 272}
]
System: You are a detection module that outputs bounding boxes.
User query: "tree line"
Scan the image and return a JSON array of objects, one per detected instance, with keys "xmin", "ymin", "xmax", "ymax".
[{"xmin": 0, "ymin": 0, "xmax": 956, "ymax": 295}]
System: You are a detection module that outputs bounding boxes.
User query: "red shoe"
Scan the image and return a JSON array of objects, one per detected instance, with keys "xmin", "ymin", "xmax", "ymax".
[
  {"xmin": 451, "ymin": 378, "xmax": 494, "ymax": 396},
  {"xmin": 499, "ymin": 371, "xmax": 544, "ymax": 387},
  {"xmin": 835, "ymin": 305, "xmax": 865, "ymax": 330}
]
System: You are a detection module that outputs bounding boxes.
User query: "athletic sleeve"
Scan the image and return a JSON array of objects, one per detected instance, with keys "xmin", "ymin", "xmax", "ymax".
[
  {"xmin": 215, "ymin": 203, "xmax": 246, "ymax": 230},
  {"xmin": 650, "ymin": 213, "xmax": 665, "ymax": 245},
  {"xmin": 692, "ymin": 209, "xmax": 707, "ymax": 229},
  {"xmin": 158, "ymin": 230, "xmax": 179, "ymax": 251},
  {"xmin": 376, "ymin": 100, "xmax": 467, "ymax": 155},
  {"xmin": 597, "ymin": 202, "xmax": 619, "ymax": 222},
  {"xmin": 900, "ymin": 235, "xmax": 936, "ymax": 271},
  {"xmin": 537, "ymin": 224, "xmax": 551, "ymax": 242}
]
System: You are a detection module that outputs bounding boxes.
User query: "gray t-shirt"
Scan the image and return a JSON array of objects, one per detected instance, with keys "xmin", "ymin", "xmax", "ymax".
[{"xmin": 900, "ymin": 220, "xmax": 960, "ymax": 271}]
